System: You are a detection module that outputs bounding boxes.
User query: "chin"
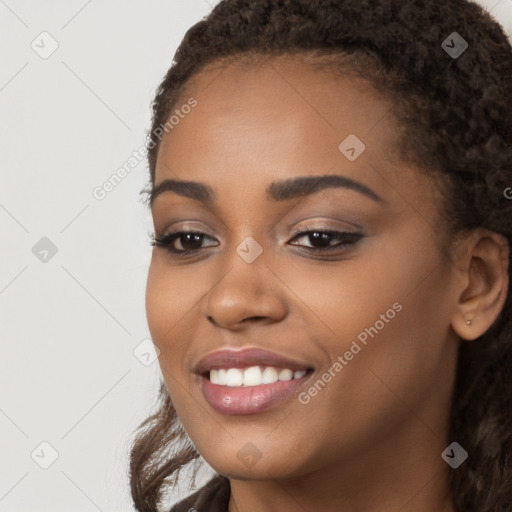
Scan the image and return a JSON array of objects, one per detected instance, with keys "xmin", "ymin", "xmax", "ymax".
[{"xmin": 200, "ymin": 443, "xmax": 310, "ymax": 482}]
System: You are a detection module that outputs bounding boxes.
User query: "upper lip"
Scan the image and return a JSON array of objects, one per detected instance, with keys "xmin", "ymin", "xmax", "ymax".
[{"xmin": 193, "ymin": 348, "xmax": 314, "ymax": 375}]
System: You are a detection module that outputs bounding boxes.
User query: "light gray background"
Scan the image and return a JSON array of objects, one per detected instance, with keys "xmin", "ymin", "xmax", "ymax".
[{"xmin": 0, "ymin": 1, "xmax": 510, "ymax": 511}]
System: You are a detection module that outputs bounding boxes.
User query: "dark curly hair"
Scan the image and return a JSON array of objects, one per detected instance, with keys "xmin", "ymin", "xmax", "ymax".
[{"xmin": 130, "ymin": 1, "xmax": 512, "ymax": 510}]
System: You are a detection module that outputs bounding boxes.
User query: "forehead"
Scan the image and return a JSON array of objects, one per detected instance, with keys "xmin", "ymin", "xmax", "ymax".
[
  {"xmin": 180, "ymin": 53, "xmax": 396, "ymax": 142},
  {"xmin": 153, "ymin": 54, "xmax": 441, "ymax": 220},
  {"xmin": 159, "ymin": 56, "xmax": 393, "ymax": 167}
]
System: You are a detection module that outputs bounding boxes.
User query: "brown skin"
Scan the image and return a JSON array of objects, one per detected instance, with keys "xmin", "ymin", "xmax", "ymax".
[{"xmin": 146, "ymin": 55, "xmax": 509, "ymax": 512}]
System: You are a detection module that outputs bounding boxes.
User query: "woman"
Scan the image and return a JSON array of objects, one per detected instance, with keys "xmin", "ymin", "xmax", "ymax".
[{"xmin": 130, "ymin": 0, "xmax": 512, "ymax": 510}]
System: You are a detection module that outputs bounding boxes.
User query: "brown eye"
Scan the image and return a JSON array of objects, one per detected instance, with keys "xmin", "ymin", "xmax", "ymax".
[
  {"xmin": 173, "ymin": 233, "xmax": 205, "ymax": 251},
  {"xmin": 151, "ymin": 231, "xmax": 218, "ymax": 254},
  {"xmin": 289, "ymin": 230, "xmax": 363, "ymax": 252}
]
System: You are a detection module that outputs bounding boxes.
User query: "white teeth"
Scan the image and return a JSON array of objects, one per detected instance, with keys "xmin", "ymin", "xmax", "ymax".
[
  {"xmin": 210, "ymin": 369, "xmax": 219, "ymax": 385},
  {"xmin": 208, "ymin": 366, "xmax": 308, "ymax": 387},
  {"xmin": 226, "ymin": 368, "xmax": 243, "ymax": 387},
  {"xmin": 278, "ymin": 368, "xmax": 293, "ymax": 381},
  {"xmin": 262, "ymin": 367, "xmax": 279, "ymax": 384},
  {"xmin": 243, "ymin": 366, "xmax": 263, "ymax": 386}
]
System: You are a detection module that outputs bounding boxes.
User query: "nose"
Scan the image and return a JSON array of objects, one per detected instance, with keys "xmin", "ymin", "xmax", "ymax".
[{"xmin": 201, "ymin": 249, "xmax": 288, "ymax": 330}]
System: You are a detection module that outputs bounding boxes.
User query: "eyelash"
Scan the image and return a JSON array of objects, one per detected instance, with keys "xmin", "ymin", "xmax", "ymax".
[{"xmin": 150, "ymin": 228, "xmax": 363, "ymax": 256}]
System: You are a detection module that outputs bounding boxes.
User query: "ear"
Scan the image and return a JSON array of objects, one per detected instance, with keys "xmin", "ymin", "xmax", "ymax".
[{"xmin": 451, "ymin": 228, "xmax": 510, "ymax": 341}]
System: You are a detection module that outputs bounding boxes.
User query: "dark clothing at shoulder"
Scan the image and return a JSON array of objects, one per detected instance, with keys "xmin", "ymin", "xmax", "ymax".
[{"xmin": 169, "ymin": 474, "xmax": 230, "ymax": 512}]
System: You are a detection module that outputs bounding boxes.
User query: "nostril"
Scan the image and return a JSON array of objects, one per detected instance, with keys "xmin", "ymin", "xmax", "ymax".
[{"xmin": 207, "ymin": 316, "xmax": 219, "ymax": 326}]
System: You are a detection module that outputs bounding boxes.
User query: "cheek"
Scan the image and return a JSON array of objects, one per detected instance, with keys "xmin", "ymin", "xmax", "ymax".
[
  {"xmin": 145, "ymin": 260, "xmax": 193, "ymax": 374},
  {"xmin": 269, "ymin": 253, "xmax": 393, "ymax": 343},
  {"xmin": 145, "ymin": 262, "xmax": 170, "ymax": 344},
  {"xmin": 145, "ymin": 257, "xmax": 198, "ymax": 338},
  {"xmin": 145, "ymin": 263, "xmax": 194, "ymax": 414},
  {"xmin": 330, "ymin": 249, "xmax": 455, "ymax": 425},
  {"xmin": 293, "ymin": 238, "xmax": 453, "ymax": 405}
]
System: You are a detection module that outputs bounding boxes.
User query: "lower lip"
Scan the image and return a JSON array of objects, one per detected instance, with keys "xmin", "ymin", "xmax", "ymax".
[{"xmin": 199, "ymin": 373, "xmax": 311, "ymax": 415}]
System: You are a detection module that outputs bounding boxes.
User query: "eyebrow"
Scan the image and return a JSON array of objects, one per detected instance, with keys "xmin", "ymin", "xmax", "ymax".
[{"xmin": 149, "ymin": 174, "xmax": 383, "ymax": 207}]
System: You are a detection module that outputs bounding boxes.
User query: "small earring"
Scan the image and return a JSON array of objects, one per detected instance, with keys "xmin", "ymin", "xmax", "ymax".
[{"xmin": 466, "ymin": 319, "xmax": 472, "ymax": 325}]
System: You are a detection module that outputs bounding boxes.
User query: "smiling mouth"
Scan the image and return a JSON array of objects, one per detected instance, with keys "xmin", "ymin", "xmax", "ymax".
[
  {"xmin": 204, "ymin": 365, "xmax": 314, "ymax": 387},
  {"xmin": 194, "ymin": 347, "xmax": 315, "ymax": 414}
]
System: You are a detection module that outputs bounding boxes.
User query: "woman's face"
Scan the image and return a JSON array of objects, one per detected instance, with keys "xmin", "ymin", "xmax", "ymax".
[{"xmin": 146, "ymin": 55, "xmax": 461, "ymax": 482}]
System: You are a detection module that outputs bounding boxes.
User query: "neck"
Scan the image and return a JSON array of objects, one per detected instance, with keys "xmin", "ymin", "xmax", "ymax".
[{"xmin": 227, "ymin": 426, "xmax": 455, "ymax": 512}]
